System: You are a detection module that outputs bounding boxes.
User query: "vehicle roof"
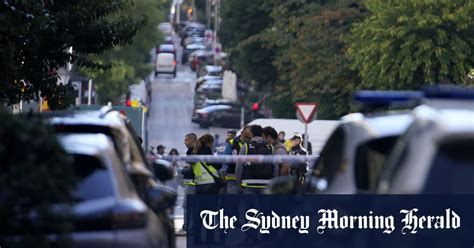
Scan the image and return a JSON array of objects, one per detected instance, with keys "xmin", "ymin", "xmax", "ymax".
[
  {"xmin": 246, "ymin": 119, "xmax": 341, "ymax": 154},
  {"xmin": 206, "ymin": 65, "xmax": 222, "ymax": 72},
  {"xmin": 413, "ymin": 105, "xmax": 474, "ymax": 134},
  {"xmin": 58, "ymin": 133, "xmax": 113, "ymax": 156},
  {"xmin": 197, "ymin": 104, "xmax": 233, "ymax": 112},
  {"xmin": 186, "ymin": 44, "xmax": 205, "ymax": 49},
  {"xmin": 157, "ymin": 52, "xmax": 175, "ymax": 57},
  {"xmin": 341, "ymin": 111, "xmax": 414, "ymax": 137},
  {"xmin": 159, "ymin": 44, "xmax": 175, "ymax": 49},
  {"xmin": 50, "ymin": 109, "xmax": 124, "ymax": 128}
]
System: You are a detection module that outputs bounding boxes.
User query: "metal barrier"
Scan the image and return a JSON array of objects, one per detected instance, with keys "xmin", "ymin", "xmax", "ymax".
[{"xmin": 148, "ymin": 155, "xmax": 319, "ymax": 164}]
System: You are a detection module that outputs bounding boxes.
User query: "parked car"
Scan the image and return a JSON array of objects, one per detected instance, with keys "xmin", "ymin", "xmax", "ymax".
[
  {"xmin": 189, "ymin": 50, "xmax": 213, "ymax": 72},
  {"xmin": 156, "ymin": 44, "xmax": 176, "ymax": 56},
  {"xmin": 182, "ymin": 43, "xmax": 206, "ymax": 64},
  {"xmin": 194, "ymin": 98, "xmax": 240, "ymax": 110},
  {"xmin": 57, "ymin": 133, "xmax": 176, "ymax": 247},
  {"xmin": 48, "ymin": 108, "xmax": 177, "ymax": 246},
  {"xmin": 155, "ymin": 53, "xmax": 177, "ymax": 78},
  {"xmin": 377, "ymin": 87, "xmax": 474, "ymax": 194},
  {"xmin": 266, "ymin": 91, "xmax": 423, "ymax": 195},
  {"xmin": 158, "ymin": 22, "xmax": 174, "ymax": 36},
  {"xmin": 192, "ymin": 105, "xmax": 257, "ymax": 128}
]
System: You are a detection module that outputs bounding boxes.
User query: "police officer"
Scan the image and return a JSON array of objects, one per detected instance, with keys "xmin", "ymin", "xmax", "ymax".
[
  {"xmin": 192, "ymin": 134, "xmax": 221, "ymax": 194},
  {"xmin": 236, "ymin": 125, "xmax": 278, "ymax": 194},
  {"xmin": 222, "ymin": 127, "xmax": 251, "ymax": 194},
  {"xmin": 289, "ymin": 133, "xmax": 308, "ymax": 193},
  {"xmin": 180, "ymin": 133, "xmax": 197, "ymax": 234}
]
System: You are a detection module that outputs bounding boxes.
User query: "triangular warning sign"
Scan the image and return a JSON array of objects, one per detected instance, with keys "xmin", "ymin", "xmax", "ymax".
[{"xmin": 295, "ymin": 102, "xmax": 319, "ymax": 123}]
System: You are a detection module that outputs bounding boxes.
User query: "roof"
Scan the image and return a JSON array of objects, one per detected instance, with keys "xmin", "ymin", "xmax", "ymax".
[
  {"xmin": 342, "ymin": 111, "xmax": 414, "ymax": 137},
  {"xmin": 246, "ymin": 119, "xmax": 341, "ymax": 154},
  {"xmin": 413, "ymin": 105, "xmax": 474, "ymax": 134},
  {"xmin": 58, "ymin": 133, "xmax": 113, "ymax": 156}
]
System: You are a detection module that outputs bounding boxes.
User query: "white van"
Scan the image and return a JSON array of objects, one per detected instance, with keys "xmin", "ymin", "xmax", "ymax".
[{"xmin": 155, "ymin": 53, "xmax": 177, "ymax": 78}]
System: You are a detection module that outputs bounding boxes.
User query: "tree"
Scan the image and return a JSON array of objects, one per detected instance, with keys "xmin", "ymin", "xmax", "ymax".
[
  {"xmin": 0, "ymin": 109, "xmax": 76, "ymax": 247},
  {"xmin": 219, "ymin": 0, "xmax": 277, "ymax": 92},
  {"xmin": 349, "ymin": 0, "xmax": 474, "ymax": 90},
  {"xmin": 0, "ymin": 1, "xmax": 145, "ymax": 109},
  {"xmin": 250, "ymin": 0, "xmax": 366, "ymax": 118},
  {"xmin": 81, "ymin": 0, "xmax": 168, "ymax": 104}
]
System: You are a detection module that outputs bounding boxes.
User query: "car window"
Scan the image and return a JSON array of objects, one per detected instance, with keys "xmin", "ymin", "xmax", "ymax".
[
  {"xmin": 72, "ymin": 154, "xmax": 113, "ymax": 201},
  {"xmin": 312, "ymin": 126, "xmax": 345, "ymax": 184},
  {"xmin": 422, "ymin": 139, "xmax": 474, "ymax": 194},
  {"xmin": 355, "ymin": 136, "xmax": 399, "ymax": 191}
]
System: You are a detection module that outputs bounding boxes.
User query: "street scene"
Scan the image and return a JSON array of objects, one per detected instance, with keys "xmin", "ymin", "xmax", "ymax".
[{"xmin": 1, "ymin": 0, "xmax": 473, "ymax": 247}]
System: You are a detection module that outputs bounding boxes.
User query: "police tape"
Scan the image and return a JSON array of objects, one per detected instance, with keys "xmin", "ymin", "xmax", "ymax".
[{"xmin": 147, "ymin": 155, "xmax": 319, "ymax": 164}]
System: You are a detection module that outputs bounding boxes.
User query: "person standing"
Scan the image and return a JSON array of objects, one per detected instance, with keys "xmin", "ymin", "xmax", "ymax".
[
  {"xmin": 289, "ymin": 133, "xmax": 308, "ymax": 193},
  {"xmin": 263, "ymin": 126, "xmax": 290, "ymax": 176},
  {"xmin": 222, "ymin": 127, "xmax": 251, "ymax": 194},
  {"xmin": 180, "ymin": 133, "xmax": 197, "ymax": 234},
  {"xmin": 236, "ymin": 125, "xmax": 277, "ymax": 194},
  {"xmin": 192, "ymin": 134, "xmax": 221, "ymax": 194}
]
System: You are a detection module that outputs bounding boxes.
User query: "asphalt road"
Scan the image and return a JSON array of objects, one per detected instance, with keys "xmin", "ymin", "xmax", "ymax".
[{"xmin": 146, "ymin": 39, "xmax": 227, "ymax": 247}]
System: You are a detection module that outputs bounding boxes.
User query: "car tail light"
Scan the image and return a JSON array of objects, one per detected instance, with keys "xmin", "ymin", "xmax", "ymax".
[
  {"xmin": 173, "ymin": 60, "xmax": 177, "ymax": 66},
  {"xmin": 199, "ymin": 112, "xmax": 208, "ymax": 118}
]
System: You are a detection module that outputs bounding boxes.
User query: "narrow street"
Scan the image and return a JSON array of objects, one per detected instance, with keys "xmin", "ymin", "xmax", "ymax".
[{"xmin": 147, "ymin": 38, "xmax": 227, "ymax": 247}]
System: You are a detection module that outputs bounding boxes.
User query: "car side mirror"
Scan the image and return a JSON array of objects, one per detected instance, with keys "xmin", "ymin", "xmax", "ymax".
[
  {"xmin": 152, "ymin": 159, "xmax": 174, "ymax": 182},
  {"xmin": 264, "ymin": 176, "xmax": 297, "ymax": 195},
  {"xmin": 146, "ymin": 185, "xmax": 177, "ymax": 211}
]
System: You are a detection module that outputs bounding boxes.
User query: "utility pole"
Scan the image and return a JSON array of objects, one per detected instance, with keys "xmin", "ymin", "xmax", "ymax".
[{"xmin": 206, "ymin": 0, "xmax": 211, "ymax": 28}]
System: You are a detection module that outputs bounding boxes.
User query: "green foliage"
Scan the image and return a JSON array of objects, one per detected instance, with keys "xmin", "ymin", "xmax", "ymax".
[
  {"xmin": 0, "ymin": 109, "xmax": 76, "ymax": 247},
  {"xmin": 349, "ymin": 0, "xmax": 474, "ymax": 89},
  {"xmin": 220, "ymin": 0, "xmax": 277, "ymax": 91},
  {"xmin": 81, "ymin": 0, "xmax": 168, "ymax": 104},
  {"xmin": 251, "ymin": 0, "xmax": 366, "ymax": 119},
  {"xmin": 0, "ymin": 0, "xmax": 146, "ymax": 109}
]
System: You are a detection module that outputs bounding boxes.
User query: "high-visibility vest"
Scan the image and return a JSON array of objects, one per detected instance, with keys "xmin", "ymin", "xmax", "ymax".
[
  {"xmin": 192, "ymin": 161, "xmax": 219, "ymax": 185},
  {"xmin": 183, "ymin": 179, "xmax": 196, "ymax": 186},
  {"xmin": 225, "ymin": 139, "xmax": 244, "ymax": 181}
]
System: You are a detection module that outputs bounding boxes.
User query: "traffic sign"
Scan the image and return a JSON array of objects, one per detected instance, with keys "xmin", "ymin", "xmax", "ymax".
[{"xmin": 295, "ymin": 102, "xmax": 319, "ymax": 124}]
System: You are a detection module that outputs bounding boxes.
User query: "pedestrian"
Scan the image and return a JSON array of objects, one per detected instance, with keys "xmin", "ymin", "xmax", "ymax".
[
  {"xmin": 156, "ymin": 144, "xmax": 166, "ymax": 155},
  {"xmin": 263, "ymin": 126, "xmax": 290, "ymax": 176},
  {"xmin": 289, "ymin": 133, "xmax": 308, "ymax": 193},
  {"xmin": 222, "ymin": 126, "xmax": 251, "ymax": 194},
  {"xmin": 180, "ymin": 133, "xmax": 197, "ymax": 234},
  {"xmin": 278, "ymin": 131, "xmax": 286, "ymax": 144},
  {"xmin": 169, "ymin": 148, "xmax": 179, "ymax": 156},
  {"xmin": 165, "ymin": 148, "xmax": 179, "ymax": 194},
  {"xmin": 192, "ymin": 134, "xmax": 222, "ymax": 194},
  {"xmin": 236, "ymin": 125, "xmax": 277, "ymax": 194},
  {"xmin": 278, "ymin": 131, "xmax": 293, "ymax": 152}
]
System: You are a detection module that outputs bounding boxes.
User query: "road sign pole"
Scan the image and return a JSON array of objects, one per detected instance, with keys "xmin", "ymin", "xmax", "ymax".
[{"xmin": 304, "ymin": 123, "xmax": 308, "ymax": 153}]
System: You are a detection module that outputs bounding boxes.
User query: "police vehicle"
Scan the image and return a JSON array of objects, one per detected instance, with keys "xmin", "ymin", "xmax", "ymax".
[
  {"xmin": 267, "ymin": 91, "xmax": 422, "ymax": 195},
  {"xmin": 304, "ymin": 91, "xmax": 423, "ymax": 194},
  {"xmin": 377, "ymin": 87, "xmax": 474, "ymax": 194}
]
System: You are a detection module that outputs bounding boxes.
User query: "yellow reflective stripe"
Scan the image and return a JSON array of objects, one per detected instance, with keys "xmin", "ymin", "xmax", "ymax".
[
  {"xmin": 225, "ymin": 175, "xmax": 236, "ymax": 181},
  {"xmin": 184, "ymin": 182, "xmax": 196, "ymax": 186},
  {"xmin": 241, "ymin": 183, "xmax": 267, "ymax": 189}
]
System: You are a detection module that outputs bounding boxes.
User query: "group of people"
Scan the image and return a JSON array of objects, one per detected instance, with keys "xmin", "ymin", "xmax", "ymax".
[{"xmin": 181, "ymin": 125, "xmax": 311, "ymax": 195}]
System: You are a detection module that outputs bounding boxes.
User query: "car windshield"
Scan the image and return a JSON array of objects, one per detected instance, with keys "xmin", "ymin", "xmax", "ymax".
[
  {"xmin": 422, "ymin": 138, "xmax": 474, "ymax": 194},
  {"xmin": 72, "ymin": 154, "xmax": 113, "ymax": 201}
]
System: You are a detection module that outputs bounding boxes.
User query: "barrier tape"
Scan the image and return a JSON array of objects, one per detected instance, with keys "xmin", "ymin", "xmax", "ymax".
[{"xmin": 147, "ymin": 155, "xmax": 319, "ymax": 164}]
